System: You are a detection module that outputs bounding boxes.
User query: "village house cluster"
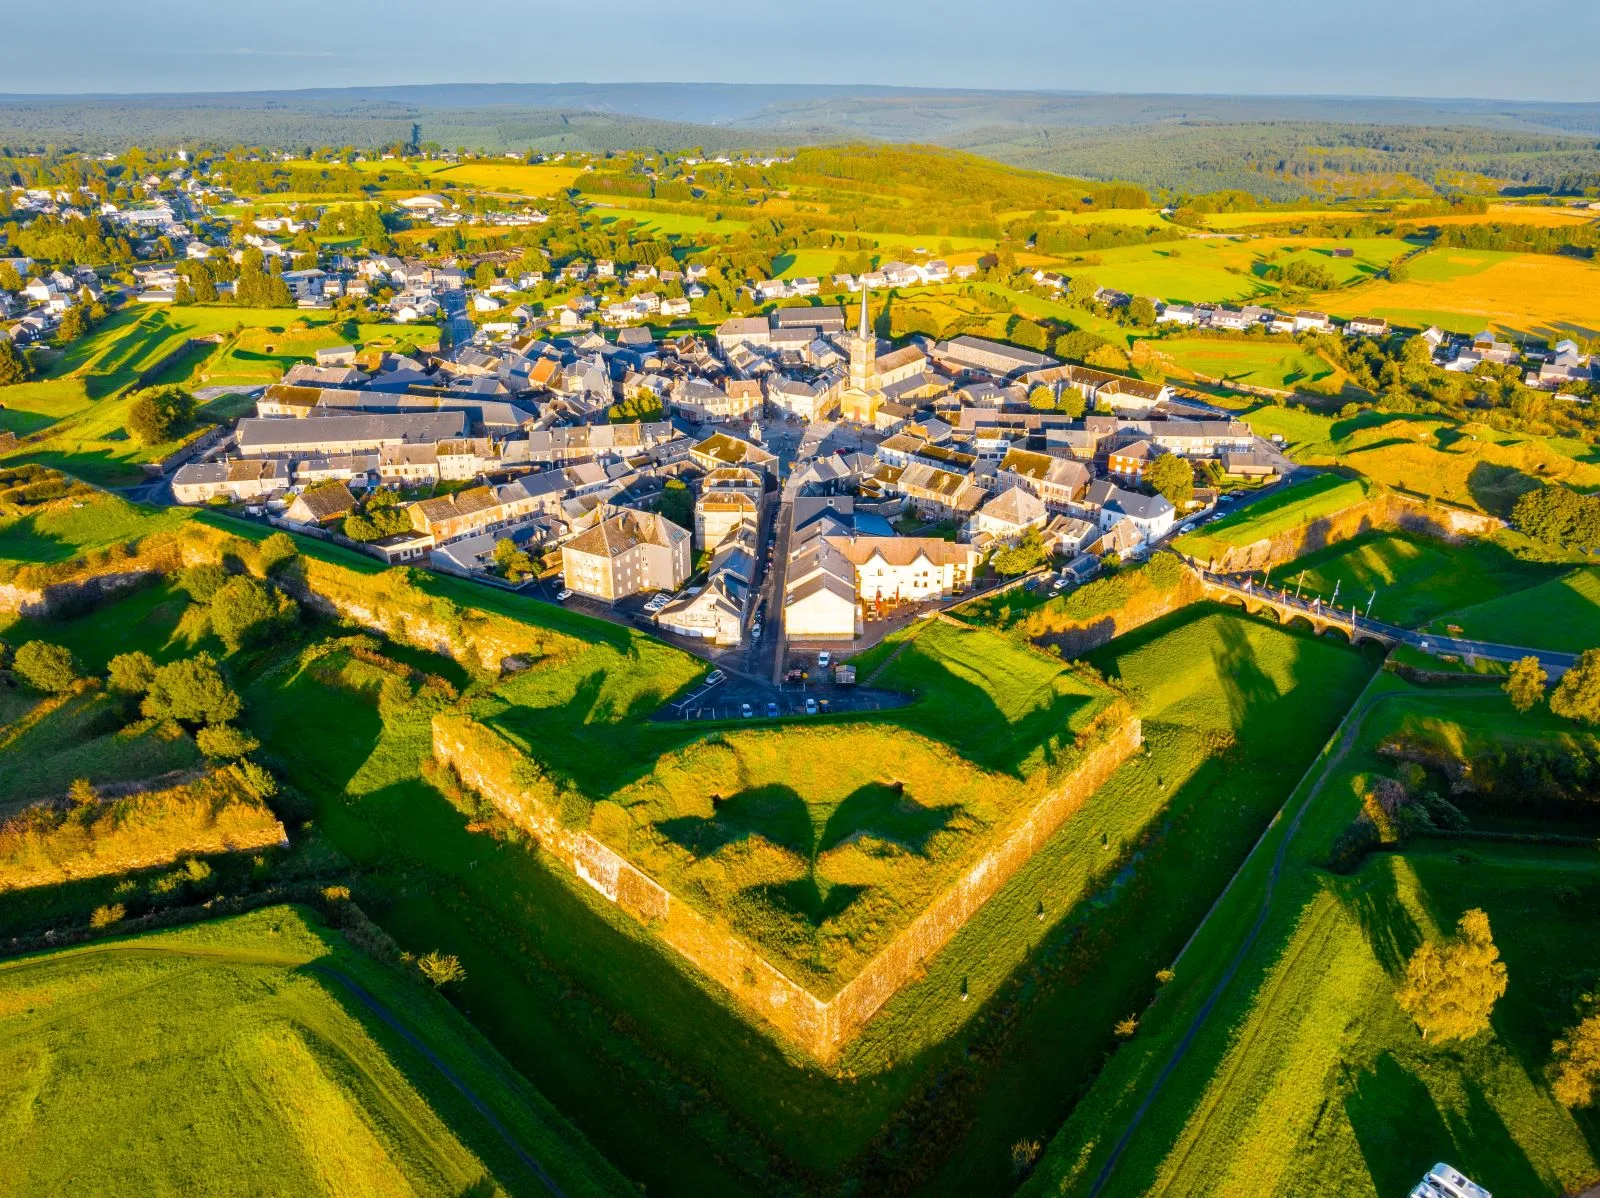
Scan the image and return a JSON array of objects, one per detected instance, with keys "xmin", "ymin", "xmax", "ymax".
[{"xmin": 158, "ymin": 282, "xmax": 1288, "ymax": 652}]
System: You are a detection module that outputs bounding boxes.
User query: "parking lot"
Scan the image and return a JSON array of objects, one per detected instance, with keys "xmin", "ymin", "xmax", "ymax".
[{"xmin": 657, "ymin": 672, "xmax": 909, "ymax": 723}]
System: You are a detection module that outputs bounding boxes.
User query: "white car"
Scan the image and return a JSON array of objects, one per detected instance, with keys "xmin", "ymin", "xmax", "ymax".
[
  {"xmin": 555, "ymin": 589, "xmax": 573, "ymax": 601},
  {"xmin": 817, "ymin": 651, "xmax": 831, "ymax": 668},
  {"xmin": 704, "ymin": 670, "xmax": 725, "ymax": 687},
  {"xmin": 804, "ymin": 698, "xmax": 818, "ymax": 715}
]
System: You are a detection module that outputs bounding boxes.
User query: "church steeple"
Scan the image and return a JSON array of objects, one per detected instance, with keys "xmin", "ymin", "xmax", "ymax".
[
  {"xmin": 857, "ymin": 283, "xmax": 869, "ymax": 341},
  {"xmin": 849, "ymin": 285, "xmax": 876, "ymax": 395}
]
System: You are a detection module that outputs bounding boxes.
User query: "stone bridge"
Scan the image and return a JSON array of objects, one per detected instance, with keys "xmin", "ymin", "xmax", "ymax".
[{"xmin": 1198, "ymin": 572, "xmax": 1401, "ymax": 648}]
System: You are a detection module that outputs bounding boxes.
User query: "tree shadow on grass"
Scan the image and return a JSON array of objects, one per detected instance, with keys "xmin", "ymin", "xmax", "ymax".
[
  {"xmin": 1346, "ymin": 1051, "xmax": 1457, "ymax": 1196},
  {"xmin": 1209, "ymin": 612, "xmax": 1285, "ymax": 734},
  {"xmin": 1334, "ymin": 858, "xmax": 1424, "ymax": 976},
  {"xmin": 1466, "ymin": 461, "xmax": 1541, "ymax": 519}
]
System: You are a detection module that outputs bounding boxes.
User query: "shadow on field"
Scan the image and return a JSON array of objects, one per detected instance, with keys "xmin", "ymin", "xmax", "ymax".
[
  {"xmin": 1336, "ymin": 859, "xmax": 1424, "ymax": 975},
  {"xmin": 1209, "ymin": 615, "xmax": 1280, "ymax": 733},
  {"xmin": 1466, "ymin": 461, "xmax": 1541, "ymax": 519},
  {"xmin": 1346, "ymin": 1052, "xmax": 1456, "ymax": 1195}
]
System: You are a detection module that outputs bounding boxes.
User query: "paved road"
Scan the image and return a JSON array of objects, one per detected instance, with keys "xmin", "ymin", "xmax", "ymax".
[
  {"xmin": 1089, "ymin": 685, "xmax": 1500, "ymax": 1195},
  {"xmin": 1202, "ymin": 571, "xmax": 1578, "ymax": 676},
  {"xmin": 442, "ymin": 288, "xmax": 475, "ymax": 351}
]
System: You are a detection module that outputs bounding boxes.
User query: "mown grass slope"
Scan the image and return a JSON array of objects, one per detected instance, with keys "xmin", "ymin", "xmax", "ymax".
[{"xmin": 0, "ymin": 906, "xmax": 632, "ymax": 1197}]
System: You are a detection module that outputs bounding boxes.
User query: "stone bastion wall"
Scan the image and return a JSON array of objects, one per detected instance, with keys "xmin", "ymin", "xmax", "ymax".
[{"xmin": 432, "ymin": 708, "xmax": 1142, "ymax": 1061}]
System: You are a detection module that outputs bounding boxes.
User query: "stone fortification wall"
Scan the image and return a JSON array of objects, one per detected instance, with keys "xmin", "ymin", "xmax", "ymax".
[{"xmin": 431, "ymin": 707, "xmax": 1142, "ymax": 1061}]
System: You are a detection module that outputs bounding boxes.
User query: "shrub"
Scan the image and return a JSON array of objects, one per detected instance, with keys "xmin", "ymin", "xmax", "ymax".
[
  {"xmin": 1551, "ymin": 1007, "xmax": 1600, "ymax": 1108},
  {"xmin": 418, "ymin": 951, "xmax": 467, "ymax": 987},
  {"xmin": 107, "ymin": 650, "xmax": 157, "ymax": 695},
  {"xmin": 179, "ymin": 563, "xmax": 230, "ymax": 603},
  {"xmin": 13, "ymin": 641, "xmax": 80, "ymax": 693},
  {"xmin": 142, "ymin": 654, "xmax": 241, "ymax": 726},
  {"xmin": 89, "ymin": 903, "xmax": 126, "ymax": 928},
  {"xmin": 195, "ymin": 723, "xmax": 260, "ymax": 760},
  {"xmin": 257, "ymin": 532, "xmax": 298, "ymax": 575},
  {"xmin": 68, "ymin": 778, "xmax": 98, "ymax": 808}
]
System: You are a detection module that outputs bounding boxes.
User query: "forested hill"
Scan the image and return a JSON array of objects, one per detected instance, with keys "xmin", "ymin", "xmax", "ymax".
[{"xmin": 3, "ymin": 84, "xmax": 1599, "ymax": 199}]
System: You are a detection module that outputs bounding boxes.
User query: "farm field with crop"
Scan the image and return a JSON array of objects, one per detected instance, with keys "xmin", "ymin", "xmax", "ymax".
[
  {"xmin": 0, "ymin": 906, "xmax": 630, "ymax": 1197},
  {"xmin": 1318, "ymin": 247, "xmax": 1600, "ymax": 338},
  {"xmin": 1273, "ymin": 529, "xmax": 1565, "ymax": 627}
]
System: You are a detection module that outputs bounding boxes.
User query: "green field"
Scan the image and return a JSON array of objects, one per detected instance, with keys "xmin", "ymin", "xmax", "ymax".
[
  {"xmin": 1274, "ymin": 530, "xmax": 1566, "ymax": 627},
  {"xmin": 1136, "ymin": 336, "xmax": 1349, "ymax": 394},
  {"xmin": 1068, "ymin": 237, "xmax": 1414, "ymax": 306},
  {"xmin": 1174, "ymin": 474, "xmax": 1370, "ymax": 561},
  {"xmin": 1427, "ymin": 566, "xmax": 1600, "ymax": 653},
  {"xmin": 0, "ymin": 491, "xmax": 191, "ymax": 574},
  {"xmin": 0, "ymin": 307, "xmax": 436, "ymax": 485},
  {"xmin": 0, "ymin": 906, "xmax": 630, "ymax": 1197},
  {"xmin": 1025, "ymin": 675, "xmax": 1600, "ymax": 1197}
]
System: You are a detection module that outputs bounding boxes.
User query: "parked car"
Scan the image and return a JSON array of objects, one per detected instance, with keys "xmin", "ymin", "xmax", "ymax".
[
  {"xmin": 818, "ymin": 698, "xmax": 830, "ymax": 713},
  {"xmin": 556, "ymin": 589, "xmax": 573, "ymax": 601},
  {"xmin": 704, "ymin": 670, "xmax": 725, "ymax": 687},
  {"xmin": 740, "ymin": 702, "xmax": 753, "ymax": 718},
  {"xmin": 804, "ymin": 698, "xmax": 818, "ymax": 715},
  {"xmin": 766, "ymin": 701, "xmax": 779, "ymax": 718},
  {"xmin": 817, "ymin": 651, "xmax": 831, "ymax": 668}
]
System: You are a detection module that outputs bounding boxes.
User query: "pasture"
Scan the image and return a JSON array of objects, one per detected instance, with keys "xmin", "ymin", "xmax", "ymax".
[
  {"xmin": 1274, "ymin": 530, "xmax": 1564, "ymax": 627},
  {"xmin": 1063, "ymin": 237, "xmax": 1412, "ymax": 305},
  {"xmin": 1133, "ymin": 336, "xmax": 1349, "ymax": 393},
  {"xmin": 0, "ymin": 906, "xmax": 631, "ymax": 1197},
  {"xmin": 0, "ymin": 491, "xmax": 190, "ymax": 572}
]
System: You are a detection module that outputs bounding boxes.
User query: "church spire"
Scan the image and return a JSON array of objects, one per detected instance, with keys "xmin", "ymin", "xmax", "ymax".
[{"xmin": 858, "ymin": 283, "xmax": 869, "ymax": 341}]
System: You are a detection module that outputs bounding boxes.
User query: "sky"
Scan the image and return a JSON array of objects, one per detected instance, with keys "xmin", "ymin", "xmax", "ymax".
[{"xmin": 6, "ymin": 0, "xmax": 1600, "ymax": 101}]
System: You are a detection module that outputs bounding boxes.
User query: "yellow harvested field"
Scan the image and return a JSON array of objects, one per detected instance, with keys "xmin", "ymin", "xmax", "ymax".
[
  {"xmin": 1321, "ymin": 252, "xmax": 1600, "ymax": 337},
  {"xmin": 430, "ymin": 161, "xmax": 586, "ymax": 194},
  {"xmin": 1420, "ymin": 203, "xmax": 1600, "ymax": 227}
]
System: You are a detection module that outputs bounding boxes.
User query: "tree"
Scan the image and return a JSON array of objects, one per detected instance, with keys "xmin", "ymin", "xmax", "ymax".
[
  {"xmin": 195, "ymin": 722, "xmax": 260, "ymax": 760},
  {"xmin": 1551, "ymin": 1007, "xmax": 1600, "ymax": 1108},
  {"xmin": 68, "ymin": 778, "xmax": 97, "ymax": 807},
  {"xmin": 991, "ymin": 528, "xmax": 1049, "ymax": 576},
  {"xmin": 1513, "ymin": 485, "xmax": 1600, "ymax": 552},
  {"xmin": 1028, "ymin": 384, "xmax": 1056, "ymax": 411},
  {"xmin": 125, "ymin": 385, "xmax": 196, "ymax": 447},
  {"xmin": 1396, "ymin": 908, "xmax": 1508, "ymax": 1043},
  {"xmin": 13, "ymin": 641, "xmax": 80, "ymax": 693},
  {"xmin": 654, "ymin": 477, "xmax": 694, "ymax": 530},
  {"xmin": 1504, "ymin": 656, "xmax": 1548, "ymax": 713},
  {"xmin": 142, "ymin": 653, "xmax": 242, "ymax": 726},
  {"xmin": 1058, "ymin": 387, "xmax": 1087, "ymax": 419},
  {"xmin": 418, "ymin": 951, "xmax": 466, "ymax": 987},
  {"xmin": 1128, "ymin": 296, "xmax": 1157, "ymax": 326},
  {"xmin": 257, "ymin": 531, "xmax": 298, "ymax": 575},
  {"xmin": 107, "ymin": 650, "xmax": 157, "ymax": 695},
  {"xmin": 179, "ymin": 563, "xmax": 230, "ymax": 603},
  {"xmin": 1551, "ymin": 650, "xmax": 1600, "ymax": 724},
  {"xmin": 0, "ymin": 337, "xmax": 33, "ymax": 385},
  {"xmin": 208, "ymin": 576, "xmax": 292, "ymax": 650},
  {"xmin": 1146, "ymin": 453, "xmax": 1195, "ymax": 508},
  {"xmin": 491, "ymin": 537, "xmax": 535, "ymax": 582}
]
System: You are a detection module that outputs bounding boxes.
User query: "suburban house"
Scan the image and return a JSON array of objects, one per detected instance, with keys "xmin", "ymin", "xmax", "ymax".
[
  {"xmin": 171, "ymin": 457, "xmax": 291, "ymax": 505},
  {"xmin": 654, "ymin": 521, "xmax": 757, "ymax": 646},
  {"xmin": 896, "ymin": 461, "xmax": 988, "ymax": 521},
  {"xmin": 690, "ymin": 431, "xmax": 777, "ymax": 476},
  {"xmin": 561, "ymin": 510, "xmax": 692, "ymax": 603},
  {"xmin": 826, "ymin": 535, "xmax": 979, "ymax": 605},
  {"xmin": 1084, "ymin": 480, "xmax": 1176, "ymax": 543},
  {"xmin": 283, "ymin": 482, "xmax": 358, "ymax": 527}
]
